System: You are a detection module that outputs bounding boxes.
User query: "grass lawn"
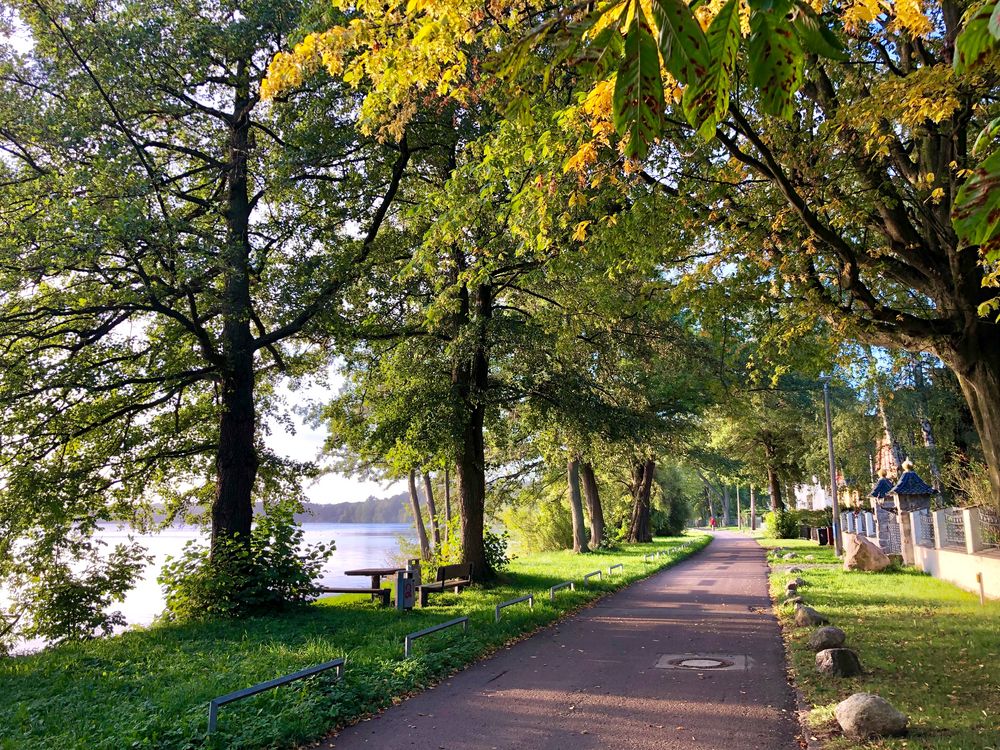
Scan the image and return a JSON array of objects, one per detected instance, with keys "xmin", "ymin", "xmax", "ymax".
[
  {"xmin": 1, "ymin": 534, "xmax": 708, "ymax": 750},
  {"xmin": 759, "ymin": 538, "xmax": 1000, "ymax": 749}
]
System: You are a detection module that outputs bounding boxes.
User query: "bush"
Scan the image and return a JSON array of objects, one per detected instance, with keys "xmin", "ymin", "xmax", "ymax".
[
  {"xmin": 2, "ymin": 541, "xmax": 150, "ymax": 652},
  {"xmin": 798, "ymin": 508, "xmax": 833, "ymax": 528},
  {"xmin": 652, "ymin": 496, "xmax": 690, "ymax": 536},
  {"xmin": 764, "ymin": 509, "xmax": 800, "ymax": 539},
  {"xmin": 158, "ymin": 502, "xmax": 333, "ymax": 621},
  {"xmin": 483, "ymin": 527, "xmax": 513, "ymax": 574},
  {"xmin": 502, "ymin": 499, "xmax": 573, "ymax": 553}
]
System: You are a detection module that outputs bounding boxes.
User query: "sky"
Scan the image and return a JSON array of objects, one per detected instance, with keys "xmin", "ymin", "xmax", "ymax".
[{"xmin": 266, "ymin": 381, "xmax": 404, "ymax": 505}]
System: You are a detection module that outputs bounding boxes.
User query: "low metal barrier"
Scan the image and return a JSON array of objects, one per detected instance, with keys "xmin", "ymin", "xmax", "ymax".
[
  {"xmin": 583, "ymin": 570, "xmax": 602, "ymax": 583},
  {"xmin": 208, "ymin": 657, "xmax": 345, "ymax": 733},
  {"xmin": 549, "ymin": 581, "xmax": 575, "ymax": 599},
  {"xmin": 608, "ymin": 563, "xmax": 623, "ymax": 575},
  {"xmin": 404, "ymin": 616, "xmax": 468, "ymax": 658},
  {"xmin": 495, "ymin": 594, "xmax": 534, "ymax": 622}
]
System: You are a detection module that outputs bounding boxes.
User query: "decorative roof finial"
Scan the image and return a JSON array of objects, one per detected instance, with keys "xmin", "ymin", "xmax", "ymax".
[{"xmin": 902, "ymin": 458, "xmax": 915, "ymax": 472}]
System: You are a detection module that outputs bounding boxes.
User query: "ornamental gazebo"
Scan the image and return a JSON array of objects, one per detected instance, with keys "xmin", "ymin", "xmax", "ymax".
[
  {"xmin": 889, "ymin": 459, "xmax": 937, "ymax": 563},
  {"xmin": 869, "ymin": 469, "xmax": 901, "ymax": 555}
]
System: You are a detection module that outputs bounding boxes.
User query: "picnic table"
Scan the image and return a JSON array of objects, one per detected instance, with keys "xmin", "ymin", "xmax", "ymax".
[{"xmin": 344, "ymin": 566, "xmax": 406, "ymax": 602}]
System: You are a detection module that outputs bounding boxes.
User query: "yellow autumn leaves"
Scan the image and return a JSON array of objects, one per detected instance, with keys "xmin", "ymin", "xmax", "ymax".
[{"xmin": 842, "ymin": 0, "xmax": 933, "ymax": 35}]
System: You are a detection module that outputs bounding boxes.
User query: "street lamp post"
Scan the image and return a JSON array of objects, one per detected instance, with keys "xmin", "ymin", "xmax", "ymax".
[{"xmin": 821, "ymin": 375, "xmax": 843, "ymax": 555}]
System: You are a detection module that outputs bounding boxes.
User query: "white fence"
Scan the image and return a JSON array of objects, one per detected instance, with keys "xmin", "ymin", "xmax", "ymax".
[{"xmin": 906, "ymin": 506, "xmax": 1000, "ymax": 600}]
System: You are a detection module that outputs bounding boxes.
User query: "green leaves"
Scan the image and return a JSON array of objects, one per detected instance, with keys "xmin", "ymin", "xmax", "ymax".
[
  {"xmin": 954, "ymin": 0, "xmax": 1000, "ymax": 73},
  {"xmin": 792, "ymin": 2, "xmax": 847, "ymax": 60},
  {"xmin": 954, "ymin": 149, "xmax": 1000, "ymax": 256},
  {"xmin": 613, "ymin": 14, "xmax": 665, "ymax": 159},
  {"xmin": 651, "ymin": 0, "xmax": 711, "ymax": 84},
  {"xmin": 749, "ymin": 12, "xmax": 803, "ymax": 119},
  {"xmin": 682, "ymin": 0, "xmax": 740, "ymax": 140}
]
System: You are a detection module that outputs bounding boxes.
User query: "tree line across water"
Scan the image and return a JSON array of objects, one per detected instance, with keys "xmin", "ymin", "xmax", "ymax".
[{"xmin": 0, "ymin": 0, "xmax": 997, "ymax": 650}]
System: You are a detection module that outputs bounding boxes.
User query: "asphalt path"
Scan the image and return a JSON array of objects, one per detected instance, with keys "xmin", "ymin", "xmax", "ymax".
[{"xmin": 321, "ymin": 531, "xmax": 800, "ymax": 750}]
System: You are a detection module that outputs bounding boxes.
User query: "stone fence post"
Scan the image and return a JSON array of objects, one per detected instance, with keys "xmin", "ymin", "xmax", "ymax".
[{"xmin": 931, "ymin": 509, "xmax": 947, "ymax": 551}]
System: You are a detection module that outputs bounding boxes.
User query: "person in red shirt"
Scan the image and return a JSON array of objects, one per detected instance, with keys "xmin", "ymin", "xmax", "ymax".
[{"xmin": 709, "ymin": 516, "xmax": 717, "ymax": 530}]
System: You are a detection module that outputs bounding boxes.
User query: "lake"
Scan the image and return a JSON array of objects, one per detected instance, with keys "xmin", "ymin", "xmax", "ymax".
[{"xmin": 9, "ymin": 523, "xmax": 415, "ymax": 653}]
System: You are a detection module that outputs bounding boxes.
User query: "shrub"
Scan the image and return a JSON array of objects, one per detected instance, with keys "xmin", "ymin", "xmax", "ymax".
[
  {"xmin": 763, "ymin": 509, "xmax": 800, "ymax": 539},
  {"xmin": 2, "ymin": 541, "xmax": 150, "ymax": 652},
  {"xmin": 502, "ymin": 499, "xmax": 573, "ymax": 553},
  {"xmin": 483, "ymin": 527, "xmax": 513, "ymax": 574},
  {"xmin": 652, "ymin": 496, "xmax": 691, "ymax": 536},
  {"xmin": 158, "ymin": 502, "xmax": 333, "ymax": 621}
]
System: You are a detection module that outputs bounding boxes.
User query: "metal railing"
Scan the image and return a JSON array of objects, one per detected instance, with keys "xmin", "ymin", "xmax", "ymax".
[
  {"xmin": 494, "ymin": 594, "xmax": 534, "ymax": 622},
  {"xmin": 583, "ymin": 570, "xmax": 602, "ymax": 583},
  {"xmin": 944, "ymin": 508, "xmax": 966, "ymax": 548},
  {"xmin": 608, "ymin": 563, "xmax": 623, "ymax": 575},
  {"xmin": 549, "ymin": 581, "xmax": 575, "ymax": 599},
  {"xmin": 914, "ymin": 508, "xmax": 935, "ymax": 548},
  {"xmin": 979, "ymin": 505, "xmax": 1000, "ymax": 550},
  {"xmin": 208, "ymin": 658, "xmax": 345, "ymax": 733},
  {"xmin": 404, "ymin": 617, "xmax": 468, "ymax": 658}
]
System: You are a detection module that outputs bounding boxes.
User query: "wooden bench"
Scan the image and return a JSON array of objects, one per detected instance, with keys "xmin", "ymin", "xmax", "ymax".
[
  {"xmin": 416, "ymin": 563, "xmax": 473, "ymax": 607},
  {"xmin": 317, "ymin": 586, "xmax": 390, "ymax": 606}
]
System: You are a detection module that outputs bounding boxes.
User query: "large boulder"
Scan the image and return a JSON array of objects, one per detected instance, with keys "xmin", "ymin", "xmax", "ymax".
[
  {"xmin": 808, "ymin": 626, "xmax": 846, "ymax": 651},
  {"xmin": 843, "ymin": 534, "xmax": 891, "ymax": 572},
  {"xmin": 795, "ymin": 604, "xmax": 830, "ymax": 626},
  {"xmin": 834, "ymin": 693, "xmax": 909, "ymax": 740},
  {"xmin": 815, "ymin": 647, "xmax": 864, "ymax": 676}
]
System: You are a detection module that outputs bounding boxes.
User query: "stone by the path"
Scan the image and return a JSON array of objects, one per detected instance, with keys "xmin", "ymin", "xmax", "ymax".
[
  {"xmin": 795, "ymin": 604, "xmax": 830, "ymax": 626},
  {"xmin": 809, "ymin": 626, "xmax": 846, "ymax": 651},
  {"xmin": 785, "ymin": 581, "xmax": 798, "ymax": 593},
  {"xmin": 785, "ymin": 595, "xmax": 804, "ymax": 605},
  {"xmin": 789, "ymin": 567, "xmax": 803, "ymax": 573},
  {"xmin": 782, "ymin": 552, "xmax": 797, "ymax": 560},
  {"xmin": 816, "ymin": 648, "xmax": 864, "ymax": 677},
  {"xmin": 843, "ymin": 534, "xmax": 890, "ymax": 572},
  {"xmin": 804, "ymin": 554, "xmax": 815, "ymax": 560},
  {"xmin": 834, "ymin": 693, "xmax": 908, "ymax": 740},
  {"xmin": 792, "ymin": 577, "xmax": 806, "ymax": 587}
]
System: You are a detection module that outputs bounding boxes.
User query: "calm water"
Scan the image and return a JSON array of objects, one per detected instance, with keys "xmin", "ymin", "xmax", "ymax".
[{"xmin": 10, "ymin": 523, "xmax": 414, "ymax": 653}]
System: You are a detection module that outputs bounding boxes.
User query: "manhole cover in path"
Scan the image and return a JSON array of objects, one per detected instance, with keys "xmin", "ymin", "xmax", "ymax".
[{"xmin": 654, "ymin": 654, "xmax": 750, "ymax": 671}]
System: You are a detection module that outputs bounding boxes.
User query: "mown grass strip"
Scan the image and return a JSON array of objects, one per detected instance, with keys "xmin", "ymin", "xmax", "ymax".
[
  {"xmin": 759, "ymin": 537, "xmax": 1000, "ymax": 750},
  {"xmin": 1, "ymin": 534, "xmax": 709, "ymax": 750}
]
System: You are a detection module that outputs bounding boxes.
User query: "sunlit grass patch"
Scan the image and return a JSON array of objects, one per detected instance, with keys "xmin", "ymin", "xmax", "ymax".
[
  {"xmin": 762, "ymin": 539, "xmax": 1000, "ymax": 749},
  {"xmin": 1, "ymin": 534, "xmax": 709, "ymax": 750}
]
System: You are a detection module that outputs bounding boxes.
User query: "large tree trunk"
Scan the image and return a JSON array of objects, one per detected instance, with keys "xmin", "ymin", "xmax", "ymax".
[
  {"xmin": 749, "ymin": 485, "xmax": 757, "ymax": 530},
  {"xmin": 722, "ymin": 485, "xmax": 732, "ymax": 526},
  {"xmin": 211, "ymin": 62, "xmax": 257, "ymax": 557},
  {"xmin": 408, "ymin": 470, "xmax": 431, "ymax": 560},
  {"xmin": 945, "ymin": 338, "xmax": 1000, "ymax": 508},
  {"xmin": 735, "ymin": 485, "xmax": 742, "ymax": 528},
  {"xmin": 580, "ymin": 462, "xmax": 605, "ymax": 549},
  {"xmin": 423, "ymin": 472, "xmax": 440, "ymax": 548},
  {"xmin": 764, "ymin": 442, "xmax": 784, "ymax": 512},
  {"xmin": 567, "ymin": 458, "xmax": 587, "ymax": 553},
  {"xmin": 627, "ymin": 459, "xmax": 655, "ymax": 543},
  {"xmin": 444, "ymin": 466, "xmax": 452, "ymax": 541},
  {"xmin": 452, "ymin": 281, "xmax": 491, "ymax": 579}
]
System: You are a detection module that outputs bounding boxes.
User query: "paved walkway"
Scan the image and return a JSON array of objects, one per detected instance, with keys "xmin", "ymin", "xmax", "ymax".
[{"xmin": 322, "ymin": 531, "xmax": 800, "ymax": 750}]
